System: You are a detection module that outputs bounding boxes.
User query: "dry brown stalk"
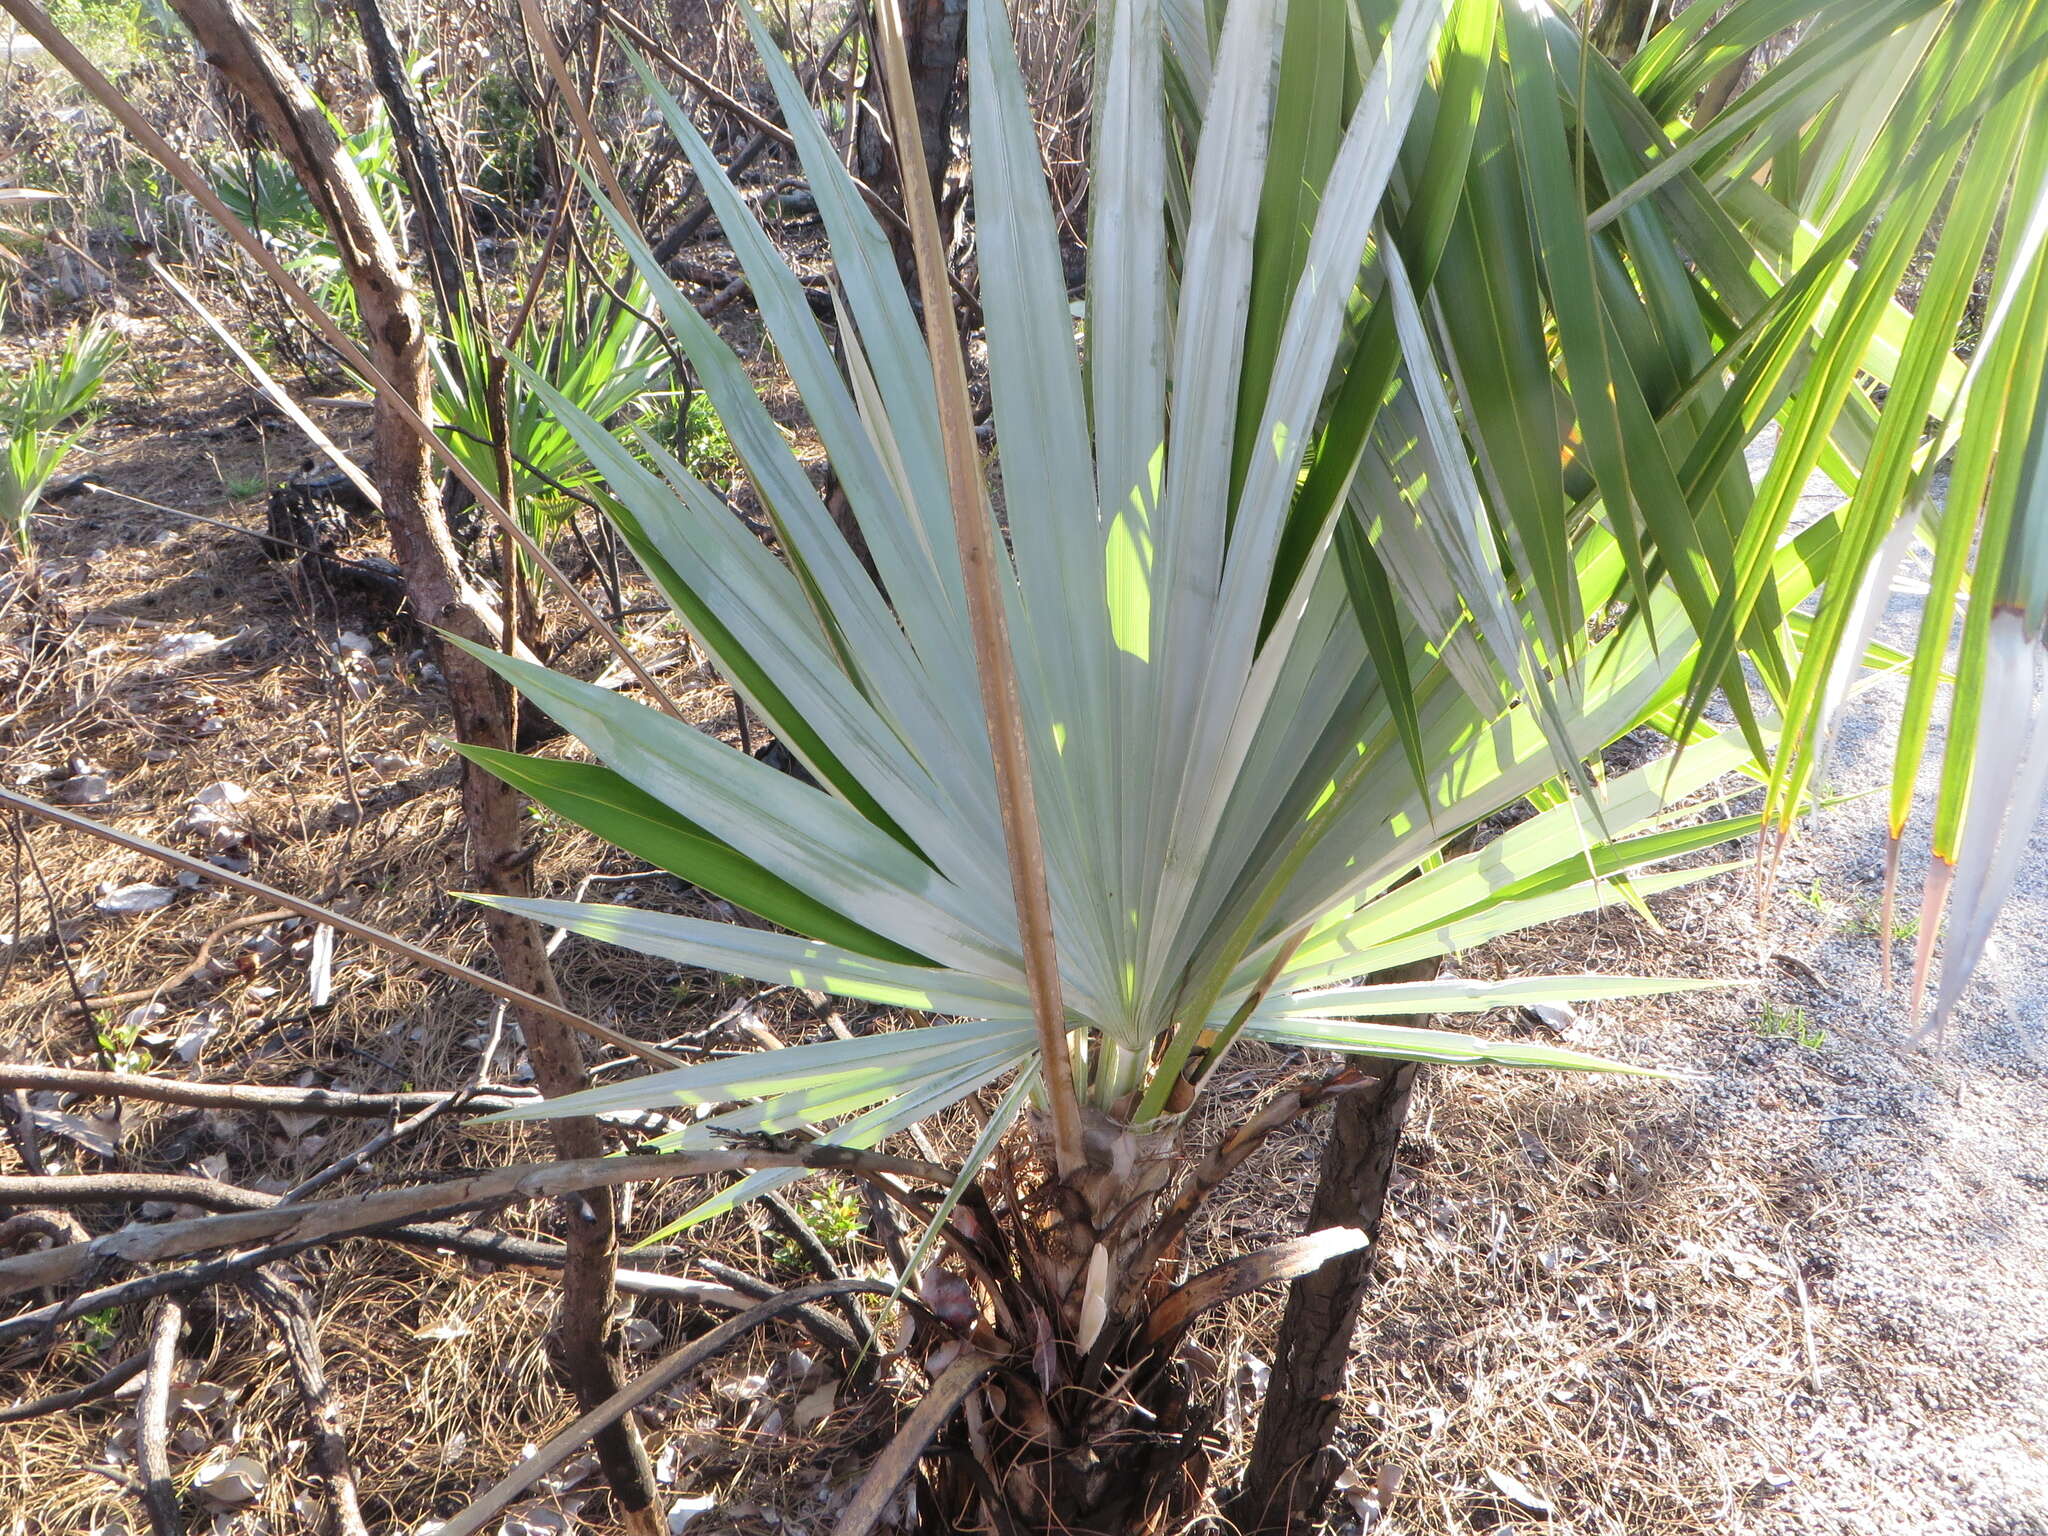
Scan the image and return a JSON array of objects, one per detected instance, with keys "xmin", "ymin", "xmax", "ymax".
[
  {"xmin": 0, "ymin": 1063, "xmax": 537, "ymax": 1118},
  {"xmin": 141, "ymin": 257, "xmax": 378, "ymax": 508},
  {"xmin": 0, "ymin": 1149, "xmax": 955, "ymax": 1297},
  {"xmin": 871, "ymin": 0, "xmax": 1084, "ymax": 1182}
]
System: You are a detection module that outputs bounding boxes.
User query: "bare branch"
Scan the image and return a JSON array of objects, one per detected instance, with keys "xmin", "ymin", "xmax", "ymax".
[
  {"xmin": 244, "ymin": 1270, "xmax": 370, "ymax": 1536},
  {"xmin": 0, "ymin": 1226, "xmax": 755, "ymax": 1351},
  {"xmin": 137, "ymin": 1299, "xmax": 184, "ymax": 1536},
  {"xmin": 0, "ymin": 1064, "xmax": 538, "ymax": 1119},
  {"xmin": 0, "ymin": 1173, "xmax": 274, "ymax": 1212},
  {"xmin": 0, "ymin": 1149, "xmax": 956, "ymax": 1297},
  {"xmin": 0, "ymin": 1350, "xmax": 146, "ymax": 1424}
]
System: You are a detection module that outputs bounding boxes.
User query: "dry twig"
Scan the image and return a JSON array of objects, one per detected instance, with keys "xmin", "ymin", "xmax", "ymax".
[
  {"xmin": 0, "ymin": 1063, "xmax": 537, "ymax": 1118},
  {"xmin": 243, "ymin": 1269, "xmax": 371, "ymax": 1536},
  {"xmin": 0, "ymin": 1148, "xmax": 955, "ymax": 1296},
  {"xmin": 137, "ymin": 1298, "xmax": 183, "ymax": 1536}
]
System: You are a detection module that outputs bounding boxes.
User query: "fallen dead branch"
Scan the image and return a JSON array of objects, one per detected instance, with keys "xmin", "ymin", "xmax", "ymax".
[
  {"xmin": 0, "ymin": 1148, "xmax": 956, "ymax": 1297},
  {"xmin": 0, "ymin": 1349, "xmax": 146, "ymax": 1423},
  {"xmin": 0, "ymin": 1172, "xmax": 769, "ymax": 1309},
  {"xmin": 0, "ymin": 1173, "xmax": 277, "ymax": 1212},
  {"xmin": 0, "ymin": 1064, "xmax": 539, "ymax": 1118},
  {"xmin": 0, "ymin": 1221, "xmax": 762, "ymax": 1352},
  {"xmin": 137, "ymin": 1298, "xmax": 183, "ymax": 1536},
  {"xmin": 243, "ymin": 1269, "xmax": 371, "ymax": 1536}
]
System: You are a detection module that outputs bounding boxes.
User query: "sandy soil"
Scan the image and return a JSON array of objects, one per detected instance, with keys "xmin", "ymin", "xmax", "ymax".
[{"xmin": 1731, "ymin": 430, "xmax": 2048, "ymax": 1536}]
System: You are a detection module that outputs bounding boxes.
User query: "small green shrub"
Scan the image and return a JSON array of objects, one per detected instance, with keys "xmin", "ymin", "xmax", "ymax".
[
  {"xmin": 95, "ymin": 1011, "xmax": 154, "ymax": 1075},
  {"xmin": 1, "ymin": 317, "xmax": 122, "ymax": 555},
  {"xmin": 680, "ymin": 392, "xmax": 737, "ymax": 487},
  {"xmin": 1844, "ymin": 901, "xmax": 1919, "ymax": 943},
  {"xmin": 771, "ymin": 1178, "xmax": 867, "ymax": 1268}
]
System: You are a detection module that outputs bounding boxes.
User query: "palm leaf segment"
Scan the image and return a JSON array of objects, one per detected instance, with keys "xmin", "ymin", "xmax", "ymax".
[{"xmin": 458, "ymin": 0, "xmax": 2048, "ymax": 1206}]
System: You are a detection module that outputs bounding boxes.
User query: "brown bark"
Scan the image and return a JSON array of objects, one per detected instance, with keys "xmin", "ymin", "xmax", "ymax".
[
  {"xmin": 857, "ymin": 0, "xmax": 968, "ymax": 275},
  {"xmin": 1225, "ymin": 958, "xmax": 1442, "ymax": 1535},
  {"xmin": 1592, "ymin": 0, "xmax": 1660, "ymax": 64},
  {"xmin": 157, "ymin": 2, "xmax": 658, "ymax": 1525},
  {"xmin": 1226, "ymin": 1061, "xmax": 1418, "ymax": 1534}
]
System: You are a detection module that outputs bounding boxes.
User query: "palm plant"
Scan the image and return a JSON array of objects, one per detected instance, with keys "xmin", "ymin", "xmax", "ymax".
[
  {"xmin": 432, "ymin": 263, "xmax": 671, "ymax": 545},
  {"xmin": 6, "ymin": 312, "xmax": 120, "ymax": 431},
  {"xmin": 1, "ymin": 315, "xmax": 121, "ymax": 555},
  {"xmin": 432, "ymin": 0, "xmax": 2048, "ymax": 1528},
  {"xmin": 213, "ymin": 95, "xmax": 404, "ymax": 319}
]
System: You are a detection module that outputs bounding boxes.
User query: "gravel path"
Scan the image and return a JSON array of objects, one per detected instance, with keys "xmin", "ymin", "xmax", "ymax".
[{"xmin": 1740, "ymin": 431, "xmax": 2048, "ymax": 1535}]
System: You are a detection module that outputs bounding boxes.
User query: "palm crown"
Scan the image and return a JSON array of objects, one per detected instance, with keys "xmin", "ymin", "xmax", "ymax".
[{"xmin": 454, "ymin": 0, "xmax": 2048, "ymax": 1228}]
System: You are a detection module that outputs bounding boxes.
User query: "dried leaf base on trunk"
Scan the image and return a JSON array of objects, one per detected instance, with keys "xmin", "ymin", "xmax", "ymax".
[{"xmin": 832, "ymin": 1089, "xmax": 1380, "ymax": 1536}]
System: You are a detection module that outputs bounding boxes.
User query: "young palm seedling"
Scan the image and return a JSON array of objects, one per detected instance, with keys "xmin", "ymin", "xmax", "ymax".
[{"xmin": 1, "ymin": 314, "xmax": 120, "ymax": 557}]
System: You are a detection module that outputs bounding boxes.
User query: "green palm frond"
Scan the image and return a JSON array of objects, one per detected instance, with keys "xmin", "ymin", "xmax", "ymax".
[
  {"xmin": 432, "ymin": 263, "xmax": 671, "ymax": 539},
  {"xmin": 457, "ymin": 0, "xmax": 2048, "ymax": 1191}
]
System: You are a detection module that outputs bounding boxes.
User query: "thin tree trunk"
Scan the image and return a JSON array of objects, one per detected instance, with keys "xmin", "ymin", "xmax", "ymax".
[
  {"xmin": 346, "ymin": 0, "xmax": 473, "ymax": 320},
  {"xmin": 856, "ymin": 0, "xmax": 967, "ymax": 277},
  {"xmin": 1226, "ymin": 1062, "xmax": 1417, "ymax": 1534},
  {"xmin": 1592, "ymin": 0, "xmax": 1659, "ymax": 63},
  {"xmin": 159, "ymin": 4, "xmax": 659, "ymax": 1527},
  {"xmin": 1226, "ymin": 961, "xmax": 1440, "ymax": 1536},
  {"xmin": 1694, "ymin": 47, "xmax": 1758, "ymax": 127}
]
